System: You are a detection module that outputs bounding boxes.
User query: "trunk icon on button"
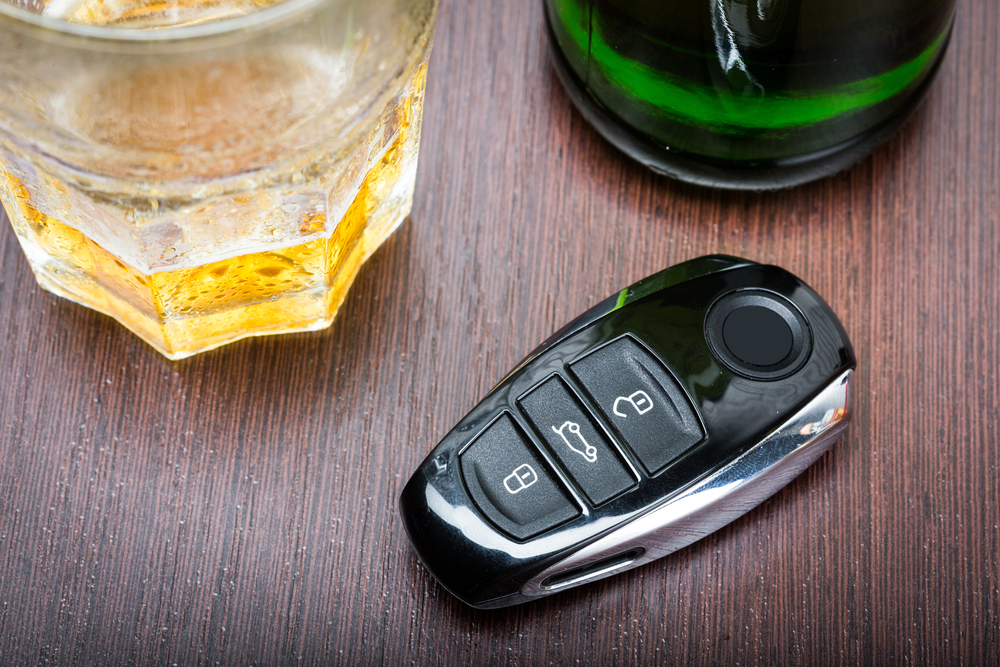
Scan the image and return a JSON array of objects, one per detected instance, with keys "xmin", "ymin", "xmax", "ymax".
[
  {"xmin": 613, "ymin": 391, "xmax": 654, "ymax": 417},
  {"xmin": 552, "ymin": 421, "xmax": 598, "ymax": 462}
]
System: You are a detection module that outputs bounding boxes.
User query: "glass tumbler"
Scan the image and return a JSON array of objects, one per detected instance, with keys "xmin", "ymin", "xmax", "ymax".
[
  {"xmin": 546, "ymin": 0, "xmax": 957, "ymax": 189},
  {"xmin": 0, "ymin": 0, "xmax": 437, "ymax": 358}
]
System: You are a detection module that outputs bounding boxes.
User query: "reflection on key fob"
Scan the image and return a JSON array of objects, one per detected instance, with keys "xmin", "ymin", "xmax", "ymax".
[{"xmin": 399, "ymin": 255, "xmax": 856, "ymax": 608}]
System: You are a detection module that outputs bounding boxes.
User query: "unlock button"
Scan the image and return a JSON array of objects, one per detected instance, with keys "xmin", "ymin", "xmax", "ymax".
[{"xmin": 571, "ymin": 337, "xmax": 706, "ymax": 475}]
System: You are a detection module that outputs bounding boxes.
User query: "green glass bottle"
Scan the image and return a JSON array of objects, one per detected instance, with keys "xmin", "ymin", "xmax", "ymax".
[{"xmin": 545, "ymin": 0, "xmax": 957, "ymax": 189}]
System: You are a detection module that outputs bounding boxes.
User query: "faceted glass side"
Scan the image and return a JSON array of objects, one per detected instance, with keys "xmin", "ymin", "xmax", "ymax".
[{"xmin": 0, "ymin": 62, "xmax": 428, "ymax": 359}]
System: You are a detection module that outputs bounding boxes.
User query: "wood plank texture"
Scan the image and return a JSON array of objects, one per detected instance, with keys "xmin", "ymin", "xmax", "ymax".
[{"xmin": 0, "ymin": 0, "xmax": 997, "ymax": 664}]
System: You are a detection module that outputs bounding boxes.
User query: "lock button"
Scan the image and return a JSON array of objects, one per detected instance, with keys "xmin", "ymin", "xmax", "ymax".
[
  {"xmin": 460, "ymin": 414, "xmax": 580, "ymax": 541},
  {"xmin": 570, "ymin": 337, "xmax": 705, "ymax": 474}
]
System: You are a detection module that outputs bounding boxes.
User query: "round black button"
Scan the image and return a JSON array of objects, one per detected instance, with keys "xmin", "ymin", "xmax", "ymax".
[
  {"xmin": 722, "ymin": 305, "xmax": 793, "ymax": 367},
  {"xmin": 704, "ymin": 289, "xmax": 811, "ymax": 381}
]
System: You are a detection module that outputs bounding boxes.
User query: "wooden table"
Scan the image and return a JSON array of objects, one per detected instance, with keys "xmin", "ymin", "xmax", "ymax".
[{"xmin": 1, "ymin": 0, "xmax": 997, "ymax": 664}]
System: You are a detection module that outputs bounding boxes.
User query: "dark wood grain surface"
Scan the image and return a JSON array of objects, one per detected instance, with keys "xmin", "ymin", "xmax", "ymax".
[{"xmin": 1, "ymin": 0, "xmax": 998, "ymax": 664}]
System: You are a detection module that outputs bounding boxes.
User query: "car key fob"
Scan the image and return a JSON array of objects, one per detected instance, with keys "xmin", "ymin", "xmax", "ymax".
[{"xmin": 399, "ymin": 255, "xmax": 855, "ymax": 608}]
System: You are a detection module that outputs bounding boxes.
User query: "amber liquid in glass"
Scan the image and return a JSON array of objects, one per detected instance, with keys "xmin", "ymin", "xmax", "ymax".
[{"xmin": 0, "ymin": 0, "xmax": 434, "ymax": 358}]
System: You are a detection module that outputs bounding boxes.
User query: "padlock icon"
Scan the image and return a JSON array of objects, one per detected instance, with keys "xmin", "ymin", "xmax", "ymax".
[
  {"xmin": 503, "ymin": 463, "xmax": 538, "ymax": 494},
  {"xmin": 613, "ymin": 390, "xmax": 654, "ymax": 417}
]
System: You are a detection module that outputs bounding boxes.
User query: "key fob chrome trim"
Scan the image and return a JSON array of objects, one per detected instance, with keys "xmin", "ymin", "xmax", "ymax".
[{"xmin": 520, "ymin": 368, "xmax": 852, "ymax": 596}]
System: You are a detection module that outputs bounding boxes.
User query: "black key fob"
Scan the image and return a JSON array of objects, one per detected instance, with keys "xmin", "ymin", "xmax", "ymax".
[{"xmin": 399, "ymin": 255, "xmax": 855, "ymax": 608}]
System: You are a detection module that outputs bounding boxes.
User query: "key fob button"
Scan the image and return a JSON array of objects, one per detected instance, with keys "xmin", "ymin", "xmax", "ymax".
[
  {"xmin": 570, "ymin": 337, "xmax": 705, "ymax": 475},
  {"xmin": 518, "ymin": 376, "xmax": 636, "ymax": 506},
  {"xmin": 724, "ymin": 306, "xmax": 792, "ymax": 365},
  {"xmin": 705, "ymin": 289, "xmax": 811, "ymax": 380},
  {"xmin": 459, "ymin": 414, "xmax": 580, "ymax": 541}
]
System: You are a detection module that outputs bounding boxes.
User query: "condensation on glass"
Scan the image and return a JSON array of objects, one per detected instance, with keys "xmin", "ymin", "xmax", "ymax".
[{"xmin": 0, "ymin": 0, "xmax": 437, "ymax": 358}]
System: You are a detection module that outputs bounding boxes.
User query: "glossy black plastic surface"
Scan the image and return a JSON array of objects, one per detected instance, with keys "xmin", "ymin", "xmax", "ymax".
[{"xmin": 399, "ymin": 256, "xmax": 855, "ymax": 608}]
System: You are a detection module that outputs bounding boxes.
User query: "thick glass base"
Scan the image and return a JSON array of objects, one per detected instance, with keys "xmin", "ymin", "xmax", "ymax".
[{"xmin": 545, "ymin": 14, "xmax": 951, "ymax": 191}]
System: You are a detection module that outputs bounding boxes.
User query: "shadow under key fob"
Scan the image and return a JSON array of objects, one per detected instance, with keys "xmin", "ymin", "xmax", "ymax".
[{"xmin": 399, "ymin": 255, "xmax": 856, "ymax": 608}]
